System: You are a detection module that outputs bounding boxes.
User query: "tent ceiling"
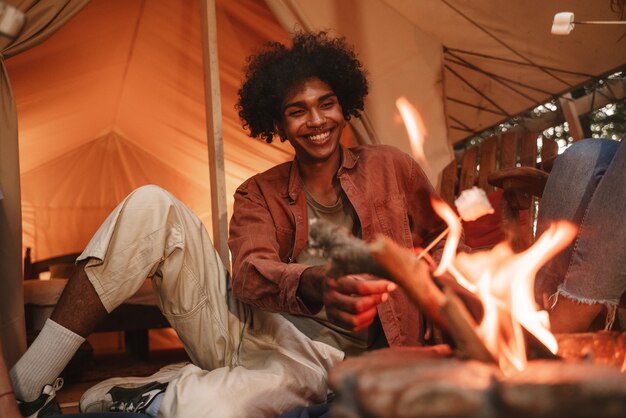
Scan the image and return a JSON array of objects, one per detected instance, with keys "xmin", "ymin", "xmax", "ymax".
[
  {"xmin": 405, "ymin": 0, "xmax": 626, "ymax": 141},
  {"xmin": 273, "ymin": 0, "xmax": 626, "ymax": 143}
]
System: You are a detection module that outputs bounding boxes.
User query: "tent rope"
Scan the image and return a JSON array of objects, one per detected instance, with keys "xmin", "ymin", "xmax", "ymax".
[
  {"xmin": 447, "ymin": 97, "xmax": 510, "ymax": 115},
  {"xmin": 445, "ymin": 50, "xmax": 552, "ymax": 101},
  {"xmin": 448, "ymin": 115, "xmax": 477, "ymax": 133},
  {"xmin": 444, "ymin": 63, "xmax": 512, "ymax": 117},
  {"xmin": 444, "ymin": 48, "xmax": 595, "ymax": 78}
]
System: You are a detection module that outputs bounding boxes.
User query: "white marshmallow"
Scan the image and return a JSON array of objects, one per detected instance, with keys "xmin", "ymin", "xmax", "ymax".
[
  {"xmin": 552, "ymin": 12, "xmax": 575, "ymax": 35},
  {"xmin": 454, "ymin": 187, "xmax": 495, "ymax": 221}
]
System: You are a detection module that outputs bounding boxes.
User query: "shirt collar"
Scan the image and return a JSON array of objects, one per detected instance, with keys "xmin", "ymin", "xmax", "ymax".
[{"xmin": 287, "ymin": 145, "xmax": 359, "ymax": 203}]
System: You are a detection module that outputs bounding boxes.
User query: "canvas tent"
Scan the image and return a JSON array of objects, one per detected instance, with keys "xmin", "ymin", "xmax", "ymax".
[{"xmin": 1, "ymin": 0, "xmax": 624, "ymax": 363}]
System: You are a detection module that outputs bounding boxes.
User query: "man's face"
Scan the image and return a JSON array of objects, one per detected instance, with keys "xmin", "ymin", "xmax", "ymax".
[{"xmin": 278, "ymin": 77, "xmax": 346, "ymax": 165}]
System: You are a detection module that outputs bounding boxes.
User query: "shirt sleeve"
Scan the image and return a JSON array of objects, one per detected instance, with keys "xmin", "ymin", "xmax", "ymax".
[{"xmin": 228, "ymin": 178, "xmax": 314, "ymax": 315}]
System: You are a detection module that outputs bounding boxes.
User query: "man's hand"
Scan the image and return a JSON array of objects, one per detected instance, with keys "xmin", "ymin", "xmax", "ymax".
[{"xmin": 323, "ymin": 275, "xmax": 397, "ymax": 332}]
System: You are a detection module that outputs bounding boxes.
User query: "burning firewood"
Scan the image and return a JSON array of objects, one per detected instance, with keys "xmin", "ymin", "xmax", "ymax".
[
  {"xmin": 310, "ymin": 215, "xmax": 583, "ymax": 372},
  {"xmin": 555, "ymin": 332, "xmax": 626, "ymax": 369},
  {"xmin": 309, "ymin": 220, "xmax": 496, "ymax": 364},
  {"xmin": 308, "ymin": 220, "xmax": 388, "ymax": 278},
  {"xmin": 369, "ymin": 235, "xmax": 496, "ymax": 364}
]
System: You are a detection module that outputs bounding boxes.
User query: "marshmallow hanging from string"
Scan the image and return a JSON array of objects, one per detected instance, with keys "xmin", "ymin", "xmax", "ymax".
[{"xmin": 552, "ymin": 11, "xmax": 626, "ymax": 35}]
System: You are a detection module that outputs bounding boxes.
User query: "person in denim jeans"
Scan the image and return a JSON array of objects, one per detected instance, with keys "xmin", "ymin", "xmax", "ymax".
[{"xmin": 535, "ymin": 137, "xmax": 625, "ymax": 332}]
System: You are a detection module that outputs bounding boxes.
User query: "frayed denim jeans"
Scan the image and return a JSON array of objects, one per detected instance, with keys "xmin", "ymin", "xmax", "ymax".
[{"xmin": 535, "ymin": 138, "xmax": 625, "ymax": 327}]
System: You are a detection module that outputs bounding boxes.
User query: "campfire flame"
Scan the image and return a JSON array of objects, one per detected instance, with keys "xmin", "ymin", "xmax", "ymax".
[
  {"xmin": 396, "ymin": 97, "xmax": 428, "ymax": 170},
  {"xmin": 430, "ymin": 198, "xmax": 477, "ymax": 293},
  {"xmin": 431, "ymin": 198, "xmax": 577, "ymax": 374},
  {"xmin": 394, "ymin": 97, "xmax": 580, "ymax": 374}
]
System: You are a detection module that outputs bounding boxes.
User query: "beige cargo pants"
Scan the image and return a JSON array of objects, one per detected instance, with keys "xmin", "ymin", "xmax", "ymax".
[{"xmin": 77, "ymin": 185, "xmax": 343, "ymax": 417}]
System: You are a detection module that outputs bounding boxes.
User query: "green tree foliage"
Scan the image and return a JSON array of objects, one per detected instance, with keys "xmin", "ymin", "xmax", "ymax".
[{"xmin": 589, "ymin": 100, "xmax": 626, "ymax": 139}]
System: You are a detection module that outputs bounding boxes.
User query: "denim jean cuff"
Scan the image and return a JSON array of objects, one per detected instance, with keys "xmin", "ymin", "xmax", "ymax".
[{"xmin": 551, "ymin": 285, "xmax": 619, "ymax": 330}]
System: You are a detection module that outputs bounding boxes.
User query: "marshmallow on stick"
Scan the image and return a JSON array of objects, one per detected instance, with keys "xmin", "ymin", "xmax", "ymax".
[
  {"xmin": 454, "ymin": 187, "xmax": 495, "ymax": 222},
  {"xmin": 416, "ymin": 187, "xmax": 494, "ymax": 260},
  {"xmin": 552, "ymin": 12, "xmax": 575, "ymax": 35}
]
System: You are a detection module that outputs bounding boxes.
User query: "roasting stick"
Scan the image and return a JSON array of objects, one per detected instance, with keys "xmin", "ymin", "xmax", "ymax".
[
  {"xmin": 414, "ymin": 227, "xmax": 449, "ymax": 261},
  {"xmin": 416, "ymin": 187, "xmax": 495, "ymax": 261},
  {"xmin": 369, "ymin": 235, "xmax": 495, "ymax": 364}
]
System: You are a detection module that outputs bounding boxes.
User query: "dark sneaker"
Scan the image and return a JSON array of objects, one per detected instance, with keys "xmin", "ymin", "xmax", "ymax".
[
  {"xmin": 107, "ymin": 381, "xmax": 167, "ymax": 413},
  {"xmin": 17, "ymin": 378, "xmax": 63, "ymax": 418},
  {"xmin": 79, "ymin": 362, "xmax": 186, "ymax": 413}
]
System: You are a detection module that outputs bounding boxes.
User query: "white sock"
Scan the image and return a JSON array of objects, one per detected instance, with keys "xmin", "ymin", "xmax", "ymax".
[{"xmin": 10, "ymin": 318, "xmax": 85, "ymax": 402}]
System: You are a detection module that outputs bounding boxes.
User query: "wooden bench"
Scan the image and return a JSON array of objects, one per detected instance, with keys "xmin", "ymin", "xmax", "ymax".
[
  {"xmin": 440, "ymin": 134, "xmax": 626, "ymax": 330},
  {"xmin": 439, "ymin": 131, "xmax": 558, "ymax": 250}
]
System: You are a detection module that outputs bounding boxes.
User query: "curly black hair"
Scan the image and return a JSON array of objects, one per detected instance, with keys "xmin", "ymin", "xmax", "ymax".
[{"xmin": 236, "ymin": 31, "xmax": 369, "ymax": 143}]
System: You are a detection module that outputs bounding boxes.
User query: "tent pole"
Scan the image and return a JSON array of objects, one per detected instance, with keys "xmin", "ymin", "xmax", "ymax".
[
  {"xmin": 200, "ymin": 0, "xmax": 230, "ymax": 271},
  {"xmin": 0, "ymin": 63, "xmax": 27, "ymax": 366}
]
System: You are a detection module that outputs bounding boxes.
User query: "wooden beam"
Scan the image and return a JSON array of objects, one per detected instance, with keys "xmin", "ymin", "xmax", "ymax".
[
  {"xmin": 200, "ymin": 0, "xmax": 230, "ymax": 270},
  {"xmin": 573, "ymin": 78, "xmax": 626, "ymax": 115},
  {"xmin": 521, "ymin": 78, "xmax": 625, "ymax": 135},
  {"xmin": 558, "ymin": 93, "xmax": 584, "ymax": 141}
]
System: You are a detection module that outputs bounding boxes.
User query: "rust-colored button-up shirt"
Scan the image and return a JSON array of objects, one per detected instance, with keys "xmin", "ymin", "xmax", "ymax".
[{"xmin": 228, "ymin": 144, "xmax": 446, "ymax": 347}]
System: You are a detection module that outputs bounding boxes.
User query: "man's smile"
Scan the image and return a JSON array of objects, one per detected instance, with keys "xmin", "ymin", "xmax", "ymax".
[{"xmin": 306, "ymin": 130, "xmax": 331, "ymax": 143}]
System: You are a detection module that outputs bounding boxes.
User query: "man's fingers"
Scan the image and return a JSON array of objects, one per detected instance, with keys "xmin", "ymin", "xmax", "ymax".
[
  {"xmin": 327, "ymin": 305, "xmax": 378, "ymax": 331},
  {"xmin": 323, "ymin": 275, "xmax": 396, "ymax": 331},
  {"xmin": 326, "ymin": 275, "xmax": 397, "ymax": 296},
  {"xmin": 325, "ymin": 289, "xmax": 385, "ymax": 314}
]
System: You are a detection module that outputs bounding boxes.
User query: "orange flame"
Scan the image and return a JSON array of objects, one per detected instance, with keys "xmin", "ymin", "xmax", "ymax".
[
  {"xmin": 430, "ymin": 198, "xmax": 577, "ymax": 374},
  {"xmin": 394, "ymin": 95, "xmax": 576, "ymax": 374},
  {"xmin": 430, "ymin": 198, "xmax": 476, "ymax": 292},
  {"xmin": 396, "ymin": 97, "xmax": 428, "ymax": 170}
]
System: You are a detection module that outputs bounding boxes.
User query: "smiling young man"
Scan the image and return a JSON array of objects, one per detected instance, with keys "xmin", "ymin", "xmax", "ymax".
[
  {"xmin": 7, "ymin": 32, "xmax": 445, "ymax": 418},
  {"xmin": 230, "ymin": 32, "xmax": 447, "ymax": 358}
]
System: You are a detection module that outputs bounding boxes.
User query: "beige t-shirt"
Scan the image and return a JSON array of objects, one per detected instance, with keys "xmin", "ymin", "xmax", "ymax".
[{"xmin": 282, "ymin": 190, "xmax": 387, "ymax": 356}]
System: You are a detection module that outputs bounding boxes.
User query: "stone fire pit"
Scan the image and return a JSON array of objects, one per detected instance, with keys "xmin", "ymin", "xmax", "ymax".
[{"xmin": 329, "ymin": 333, "xmax": 626, "ymax": 418}]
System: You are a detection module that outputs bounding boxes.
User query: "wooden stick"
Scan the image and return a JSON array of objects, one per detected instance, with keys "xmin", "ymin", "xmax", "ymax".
[
  {"xmin": 369, "ymin": 235, "xmax": 448, "ymax": 331},
  {"xmin": 414, "ymin": 227, "xmax": 449, "ymax": 260},
  {"xmin": 370, "ymin": 235, "xmax": 495, "ymax": 364},
  {"xmin": 311, "ymin": 220, "xmax": 496, "ymax": 364},
  {"xmin": 309, "ymin": 220, "xmax": 388, "ymax": 278},
  {"xmin": 440, "ymin": 287, "xmax": 495, "ymax": 363},
  {"xmin": 200, "ymin": 0, "xmax": 229, "ymax": 269}
]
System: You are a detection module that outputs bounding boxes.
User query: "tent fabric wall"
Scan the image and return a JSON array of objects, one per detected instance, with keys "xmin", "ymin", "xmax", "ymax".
[
  {"xmin": 1, "ymin": 0, "xmax": 90, "ymax": 367},
  {"xmin": 20, "ymin": 131, "xmax": 218, "ymax": 258},
  {"xmin": 9, "ymin": 0, "xmax": 295, "ymax": 263}
]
